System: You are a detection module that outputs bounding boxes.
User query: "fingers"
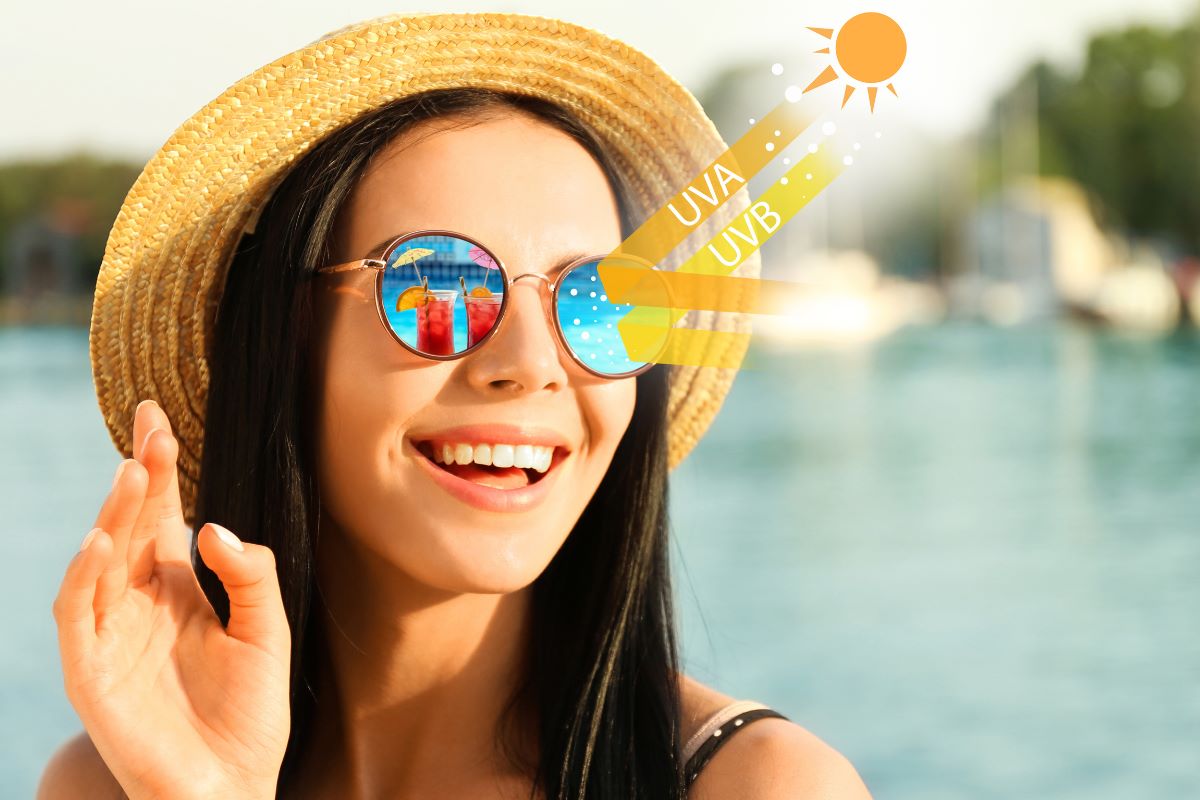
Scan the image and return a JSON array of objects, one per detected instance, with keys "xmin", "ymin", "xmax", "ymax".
[
  {"xmin": 127, "ymin": 400, "xmax": 190, "ymax": 585},
  {"xmin": 196, "ymin": 524, "xmax": 290, "ymax": 656},
  {"xmin": 130, "ymin": 400, "xmax": 190, "ymax": 568},
  {"xmin": 91, "ymin": 458, "xmax": 149, "ymax": 615},
  {"xmin": 52, "ymin": 528, "xmax": 113, "ymax": 676}
]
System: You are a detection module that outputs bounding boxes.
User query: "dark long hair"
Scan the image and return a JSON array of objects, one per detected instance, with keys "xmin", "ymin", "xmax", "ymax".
[{"xmin": 193, "ymin": 88, "xmax": 686, "ymax": 799}]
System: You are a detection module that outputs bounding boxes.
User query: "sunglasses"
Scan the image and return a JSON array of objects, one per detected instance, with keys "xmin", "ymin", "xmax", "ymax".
[{"xmin": 315, "ymin": 229, "xmax": 672, "ymax": 378}]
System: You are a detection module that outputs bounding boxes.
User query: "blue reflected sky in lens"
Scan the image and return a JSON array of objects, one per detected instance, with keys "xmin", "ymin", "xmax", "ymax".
[
  {"xmin": 556, "ymin": 261, "xmax": 670, "ymax": 375},
  {"xmin": 380, "ymin": 235, "xmax": 499, "ymax": 353}
]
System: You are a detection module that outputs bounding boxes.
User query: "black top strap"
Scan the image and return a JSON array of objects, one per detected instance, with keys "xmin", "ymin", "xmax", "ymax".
[{"xmin": 683, "ymin": 707, "xmax": 790, "ymax": 789}]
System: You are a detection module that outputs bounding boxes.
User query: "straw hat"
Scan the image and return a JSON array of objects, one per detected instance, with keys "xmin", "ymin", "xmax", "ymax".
[{"xmin": 89, "ymin": 11, "xmax": 759, "ymax": 526}]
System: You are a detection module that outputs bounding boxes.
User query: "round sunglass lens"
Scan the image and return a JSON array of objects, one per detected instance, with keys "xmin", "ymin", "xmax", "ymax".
[
  {"xmin": 555, "ymin": 258, "xmax": 672, "ymax": 376},
  {"xmin": 379, "ymin": 234, "xmax": 504, "ymax": 356}
]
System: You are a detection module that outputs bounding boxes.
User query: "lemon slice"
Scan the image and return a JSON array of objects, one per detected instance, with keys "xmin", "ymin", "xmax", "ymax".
[
  {"xmin": 395, "ymin": 285, "xmax": 429, "ymax": 312},
  {"xmin": 469, "ymin": 285, "xmax": 493, "ymax": 298}
]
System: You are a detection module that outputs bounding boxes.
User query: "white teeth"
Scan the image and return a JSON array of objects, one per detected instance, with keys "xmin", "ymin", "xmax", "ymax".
[
  {"xmin": 513, "ymin": 444, "xmax": 534, "ymax": 469},
  {"xmin": 491, "ymin": 444, "xmax": 515, "ymax": 468},
  {"xmin": 429, "ymin": 441, "xmax": 556, "ymax": 473}
]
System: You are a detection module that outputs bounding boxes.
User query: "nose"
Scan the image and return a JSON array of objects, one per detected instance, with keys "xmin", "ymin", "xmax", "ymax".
[{"xmin": 463, "ymin": 272, "xmax": 569, "ymax": 395}]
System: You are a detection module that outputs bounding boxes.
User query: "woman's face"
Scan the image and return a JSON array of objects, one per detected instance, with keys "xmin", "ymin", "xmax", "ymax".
[{"xmin": 311, "ymin": 110, "xmax": 635, "ymax": 594}]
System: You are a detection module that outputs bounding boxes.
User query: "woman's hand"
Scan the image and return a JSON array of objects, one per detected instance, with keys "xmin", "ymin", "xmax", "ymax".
[{"xmin": 50, "ymin": 399, "xmax": 292, "ymax": 800}]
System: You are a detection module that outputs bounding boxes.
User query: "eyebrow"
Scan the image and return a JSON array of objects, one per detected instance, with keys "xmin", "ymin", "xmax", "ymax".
[{"xmin": 365, "ymin": 234, "xmax": 594, "ymax": 276}]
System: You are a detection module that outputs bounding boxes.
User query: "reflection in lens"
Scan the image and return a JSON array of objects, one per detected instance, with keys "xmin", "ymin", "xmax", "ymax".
[
  {"xmin": 464, "ymin": 292, "xmax": 504, "ymax": 348},
  {"xmin": 556, "ymin": 259, "xmax": 671, "ymax": 376},
  {"xmin": 380, "ymin": 234, "xmax": 503, "ymax": 355}
]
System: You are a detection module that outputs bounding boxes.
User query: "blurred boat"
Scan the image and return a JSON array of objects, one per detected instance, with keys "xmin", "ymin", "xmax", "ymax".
[{"xmin": 1065, "ymin": 246, "xmax": 1181, "ymax": 334}]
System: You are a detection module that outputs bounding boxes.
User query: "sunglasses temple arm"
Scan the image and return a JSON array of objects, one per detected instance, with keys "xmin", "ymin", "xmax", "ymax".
[{"xmin": 316, "ymin": 258, "xmax": 387, "ymax": 275}]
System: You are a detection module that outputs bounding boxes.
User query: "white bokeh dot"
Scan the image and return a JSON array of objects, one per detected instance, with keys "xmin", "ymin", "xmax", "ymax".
[
  {"xmin": 765, "ymin": 142, "xmax": 774, "ymax": 152},
  {"xmin": 821, "ymin": 121, "xmax": 836, "ymax": 136},
  {"xmin": 771, "ymin": 63, "xmax": 784, "ymax": 76},
  {"xmin": 785, "ymin": 85, "xmax": 802, "ymax": 102},
  {"xmin": 843, "ymin": 155, "xmax": 854, "ymax": 166}
]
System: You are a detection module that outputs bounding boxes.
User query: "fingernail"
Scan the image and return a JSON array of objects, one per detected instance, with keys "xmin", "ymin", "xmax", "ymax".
[
  {"xmin": 142, "ymin": 426, "xmax": 164, "ymax": 453},
  {"xmin": 112, "ymin": 460, "xmax": 128, "ymax": 489},
  {"xmin": 80, "ymin": 527, "xmax": 100, "ymax": 551},
  {"xmin": 137, "ymin": 398, "xmax": 161, "ymax": 413},
  {"xmin": 211, "ymin": 523, "xmax": 244, "ymax": 552}
]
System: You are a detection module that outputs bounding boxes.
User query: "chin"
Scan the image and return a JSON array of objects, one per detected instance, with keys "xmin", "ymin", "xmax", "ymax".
[{"xmin": 385, "ymin": 516, "xmax": 572, "ymax": 595}]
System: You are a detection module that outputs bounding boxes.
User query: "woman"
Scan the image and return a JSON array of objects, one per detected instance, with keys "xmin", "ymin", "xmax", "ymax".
[{"xmin": 42, "ymin": 13, "xmax": 872, "ymax": 800}]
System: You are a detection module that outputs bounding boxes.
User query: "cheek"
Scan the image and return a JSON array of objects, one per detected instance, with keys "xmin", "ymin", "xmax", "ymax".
[
  {"xmin": 313, "ymin": 307, "xmax": 444, "ymax": 528},
  {"xmin": 583, "ymin": 379, "xmax": 637, "ymax": 463}
]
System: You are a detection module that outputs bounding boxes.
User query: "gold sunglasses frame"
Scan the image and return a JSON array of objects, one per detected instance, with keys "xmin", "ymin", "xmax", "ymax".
[{"xmin": 315, "ymin": 228, "xmax": 662, "ymax": 379}]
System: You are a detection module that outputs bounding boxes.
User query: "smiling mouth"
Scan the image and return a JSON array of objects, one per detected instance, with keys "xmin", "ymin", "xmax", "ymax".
[{"xmin": 412, "ymin": 439, "xmax": 568, "ymax": 490}]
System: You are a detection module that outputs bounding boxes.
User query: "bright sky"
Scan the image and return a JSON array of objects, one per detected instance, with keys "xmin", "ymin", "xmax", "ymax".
[{"xmin": 1, "ymin": 0, "xmax": 1196, "ymax": 160}]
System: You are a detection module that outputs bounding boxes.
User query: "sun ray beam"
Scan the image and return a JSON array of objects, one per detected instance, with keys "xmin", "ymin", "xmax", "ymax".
[{"xmin": 803, "ymin": 65, "xmax": 840, "ymax": 94}]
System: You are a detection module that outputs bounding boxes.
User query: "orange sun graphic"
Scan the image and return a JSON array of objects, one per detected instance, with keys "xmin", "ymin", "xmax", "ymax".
[{"xmin": 803, "ymin": 12, "xmax": 906, "ymax": 112}]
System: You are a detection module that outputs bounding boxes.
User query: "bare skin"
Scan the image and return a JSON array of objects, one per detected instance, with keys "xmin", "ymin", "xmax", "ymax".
[
  {"xmin": 42, "ymin": 112, "xmax": 874, "ymax": 799},
  {"xmin": 46, "ymin": 399, "xmax": 291, "ymax": 800}
]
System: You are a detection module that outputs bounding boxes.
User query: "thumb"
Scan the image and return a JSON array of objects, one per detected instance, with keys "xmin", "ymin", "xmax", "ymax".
[{"xmin": 197, "ymin": 523, "xmax": 290, "ymax": 655}]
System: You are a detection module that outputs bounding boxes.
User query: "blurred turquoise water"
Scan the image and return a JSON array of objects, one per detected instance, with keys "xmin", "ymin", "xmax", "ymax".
[{"xmin": 3, "ymin": 322, "xmax": 1197, "ymax": 798}]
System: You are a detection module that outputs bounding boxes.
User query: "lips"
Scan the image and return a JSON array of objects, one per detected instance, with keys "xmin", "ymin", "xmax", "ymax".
[
  {"xmin": 413, "ymin": 440, "xmax": 566, "ymax": 489},
  {"xmin": 405, "ymin": 426, "xmax": 574, "ymax": 513}
]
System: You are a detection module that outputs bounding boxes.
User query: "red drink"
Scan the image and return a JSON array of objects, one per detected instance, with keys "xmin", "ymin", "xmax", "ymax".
[
  {"xmin": 416, "ymin": 290, "xmax": 457, "ymax": 354},
  {"xmin": 465, "ymin": 294, "xmax": 503, "ymax": 347}
]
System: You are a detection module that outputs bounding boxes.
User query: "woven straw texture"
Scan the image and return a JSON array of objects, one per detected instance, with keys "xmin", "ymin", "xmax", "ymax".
[{"xmin": 89, "ymin": 12, "xmax": 759, "ymax": 526}]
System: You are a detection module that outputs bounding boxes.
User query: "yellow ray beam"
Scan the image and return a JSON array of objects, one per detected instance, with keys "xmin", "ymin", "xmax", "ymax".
[
  {"xmin": 615, "ymin": 100, "xmax": 817, "ymax": 266},
  {"xmin": 599, "ymin": 262, "xmax": 823, "ymax": 314},
  {"xmin": 610, "ymin": 146, "xmax": 846, "ymax": 366}
]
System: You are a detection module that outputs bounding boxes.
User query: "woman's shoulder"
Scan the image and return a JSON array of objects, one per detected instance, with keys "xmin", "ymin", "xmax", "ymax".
[
  {"xmin": 37, "ymin": 730, "xmax": 127, "ymax": 800},
  {"xmin": 678, "ymin": 673, "xmax": 873, "ymax": 800}
]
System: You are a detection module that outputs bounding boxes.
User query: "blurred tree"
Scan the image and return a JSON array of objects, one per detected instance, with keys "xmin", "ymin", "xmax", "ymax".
[
  {"xmin": 985, "ymin": 14, "xmax": 1200, "ymax": 254},
  {"xmin": 0, "ymin": 153, "xmax": 141, "ymax": 296}
]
